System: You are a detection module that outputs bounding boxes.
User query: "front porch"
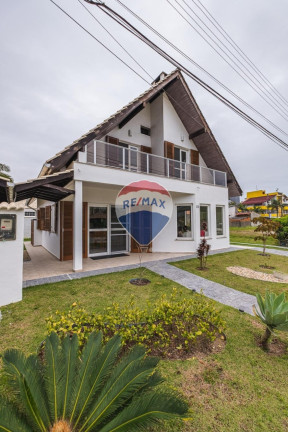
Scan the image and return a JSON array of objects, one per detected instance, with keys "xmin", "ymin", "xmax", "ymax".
[{"xmin": 23, "ymin": 241, "xmax": 192, "ymax": 283}]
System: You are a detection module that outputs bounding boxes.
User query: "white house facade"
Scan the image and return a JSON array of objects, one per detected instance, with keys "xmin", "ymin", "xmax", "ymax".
[{"xmin": 14, "ymin": 70, "xmax": 241, "ymax": 272}]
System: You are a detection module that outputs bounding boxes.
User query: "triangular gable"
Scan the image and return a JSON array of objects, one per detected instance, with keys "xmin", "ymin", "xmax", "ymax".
[{"xmin": 41, "ymin": 69, "xmax": 242, "ymax": 197}]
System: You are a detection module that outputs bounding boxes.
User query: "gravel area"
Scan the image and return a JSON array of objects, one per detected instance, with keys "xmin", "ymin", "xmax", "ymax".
[{"xmin": 227, "ymin": 266, "xmax": 288, "ymax": 283}]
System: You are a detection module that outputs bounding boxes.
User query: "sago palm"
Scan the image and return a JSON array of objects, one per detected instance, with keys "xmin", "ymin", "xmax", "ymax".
[
  {"xmin": 0, "ymin": 331, "xmax": 188, "ymax": 432},
  {"xmin": 253, "ymin": 291, "xmax": 288, "ymax": 350}
]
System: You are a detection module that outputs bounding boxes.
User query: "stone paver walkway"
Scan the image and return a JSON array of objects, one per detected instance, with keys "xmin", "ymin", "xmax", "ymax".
[{"xmin": 146, "ymin": 256, "xmax": 255, "ymax": 315}]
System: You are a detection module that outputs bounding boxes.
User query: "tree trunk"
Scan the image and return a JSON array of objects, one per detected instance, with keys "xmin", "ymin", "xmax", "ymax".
[
  {"xmin": 261, "ymin": 327, "xmax": 271, "ymax": 351},
  {"xmin": 263, "ymin": 239, "xmax": 267, "ymax": 255}
]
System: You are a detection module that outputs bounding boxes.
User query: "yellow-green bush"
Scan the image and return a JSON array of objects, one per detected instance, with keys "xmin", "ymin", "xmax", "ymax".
[{"xmin": 46, "ymin": 290, "xmax": 226, "ymax": 356}]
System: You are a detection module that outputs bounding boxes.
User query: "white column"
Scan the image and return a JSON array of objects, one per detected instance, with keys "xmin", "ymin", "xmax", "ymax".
[
  {"xmin": 73, "ymin": 180, "xmax": 83, "ymax": 271},
  {"xmin": 0, "ymin": 207, "xmax": 24, "ymax": 307}
]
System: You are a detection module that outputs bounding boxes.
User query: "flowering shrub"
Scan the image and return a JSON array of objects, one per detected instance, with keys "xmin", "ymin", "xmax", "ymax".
[{"xmin": 46, "ymin": 290, "xmax": 226, "ymax": 357}]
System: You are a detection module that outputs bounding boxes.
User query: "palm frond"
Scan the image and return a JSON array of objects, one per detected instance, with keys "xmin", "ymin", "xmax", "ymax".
[
  {"xmin": 97, "ymin": 391, "xmax": 189, "ymax": 432},
  {"xmin": 0, "ymin": 397, "xmax": 31, "ymax": 432},
  {"xmin": 3, "ymin": 350, "xmax": 49, "ymax": 431},
  {"xmin": 44, "ymin": 332, "xmax": 64, "ymax": 423},
  {"xmin": 72, "ymin": 332, "xmax": 122, "ymax": 428},
  {"xmin": 81, "ymin": 349, "xmax": 159, "ymax": 431},
  {"xmin": 58, "ymin": 333, "xmax": 79, "ymax": 419}
]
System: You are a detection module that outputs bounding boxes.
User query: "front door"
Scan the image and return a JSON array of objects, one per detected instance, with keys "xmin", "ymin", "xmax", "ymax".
[{"xmin": 131, "ymin": 237, "xmax": 152, "ymax": 253}]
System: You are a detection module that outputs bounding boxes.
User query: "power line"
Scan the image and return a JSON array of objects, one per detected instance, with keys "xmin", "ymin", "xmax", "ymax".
[
  {"xmin": 47, "ymin": 0, "xmax": 149, "ymax": 84},
  {"xmin": 48, "ymin": 0, "xmax": 288, "ymax": 152},
  {"xmin": 179, "ymin": 0, "xmax": 288, "ymax": 114},
  {"xmin": 166, "ymin": 0, "xmax": 288, "ymax": 122},
  {"xmin": 111, "ymin": 0, "xmax": 288, "ymax": 138},
  {"xmin": 48, "ymin": 0, "xmax": 205, "ymax": 133},
  {"xmin": 91, "ymin": 1, "xmax": 288, "ymax": 151},
  {"xmin": 191, "ymin": 0, "xmax": 288, "ymax": 109},
  {"xmin": 76, "ymin": 0, "xmax": 152, "ymax": 81}
]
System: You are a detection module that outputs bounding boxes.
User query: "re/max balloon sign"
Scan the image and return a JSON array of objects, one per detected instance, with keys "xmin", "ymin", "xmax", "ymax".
[{"xmin": 115, "ymin": 180, "xmax": 173, "ymax": 246}]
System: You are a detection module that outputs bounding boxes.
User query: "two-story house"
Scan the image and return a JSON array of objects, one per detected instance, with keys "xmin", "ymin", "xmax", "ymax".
[{"xmin": 15, "ymin": 70, "xmax": 242, "ymax": 271}]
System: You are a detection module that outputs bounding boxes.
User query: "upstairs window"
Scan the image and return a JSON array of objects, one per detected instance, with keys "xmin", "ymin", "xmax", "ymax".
[{"xmin": 140, "ymin": 126, "xmax": 151, "ymax": 136}]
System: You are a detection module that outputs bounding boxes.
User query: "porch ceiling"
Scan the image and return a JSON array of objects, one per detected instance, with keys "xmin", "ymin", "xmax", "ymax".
[{"xmin": 14, "ymin": 170, "xmax": 74, "ymax": 202}]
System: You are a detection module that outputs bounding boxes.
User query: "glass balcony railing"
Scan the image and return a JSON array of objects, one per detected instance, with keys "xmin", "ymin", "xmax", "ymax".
[{"xmin": 84, "ymin": 140, "xmax": 227, "ymax": 188}]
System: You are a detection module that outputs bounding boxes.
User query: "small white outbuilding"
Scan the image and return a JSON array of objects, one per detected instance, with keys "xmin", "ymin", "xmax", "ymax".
[{"xmin": 0, "ymin": 201, "xmax": 25, "ymax": 307}]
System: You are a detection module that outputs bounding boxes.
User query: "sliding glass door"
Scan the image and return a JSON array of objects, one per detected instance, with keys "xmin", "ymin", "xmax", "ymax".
[
  {"xmin": 88, "ymin": 205, "xmax": 128, "ymax": 257},
  {"xmin": 89, "ymin": 206, "xmax": 108, "ymax": 256}
]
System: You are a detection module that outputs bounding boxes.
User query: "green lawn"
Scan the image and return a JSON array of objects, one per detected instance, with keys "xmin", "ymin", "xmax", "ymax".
[
  {"xmin": 171, "ymin": 249, "xmax": 288, "ymax": 297},
  {"xmin": 230, "ymin": 226, "xmax": 280, "ymax": 247},
  {"xmin": 0, "ymin": 268, "xmax": 288, "ymax": 431}
]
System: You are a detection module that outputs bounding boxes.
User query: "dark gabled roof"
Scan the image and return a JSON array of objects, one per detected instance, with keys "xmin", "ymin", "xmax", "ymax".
[
  {"xmin": 40, "ymin": 69, "xmax": 242, "ymax": 197},
  {"xmin": 14, "ymin": 170, "xmax": 74, "ymax": 202},
  {"xmin": 242, "ymin": 195, "xmax": 276, "ymax": 206}
]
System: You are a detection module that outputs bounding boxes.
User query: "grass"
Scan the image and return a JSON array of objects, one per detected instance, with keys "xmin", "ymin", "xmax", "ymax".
[
  {"xmin": 171, "ymin": 249, "xmax": 288, "ymax": 297},
  {"xmin": 0, "ymin": 268, "xmax": 288, "ymax": 431},
  {"xmin": 230, "ymin": 226, "xmax": 280, "ymax": 246}
]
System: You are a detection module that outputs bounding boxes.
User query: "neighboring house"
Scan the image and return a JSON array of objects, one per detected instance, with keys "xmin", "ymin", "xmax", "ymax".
[
  {"xmin": 230, "ymin": 211, "xmax": 258, "ymax": 227},
  {"xmin": 242, "ymin": 190, "xmax": 288, "ymax": 218},
  {"xmin": 24, "ymin": 204, "xmax": 36, "ymax": 238},
  {"xmin": 13, "ymin": 70, "xmax": 241, "ymax": 271}
]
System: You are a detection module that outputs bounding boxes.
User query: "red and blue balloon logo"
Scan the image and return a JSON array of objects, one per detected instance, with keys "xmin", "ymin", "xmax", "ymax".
[{"xmin": 115, "ymin": 180, "xmax": 173, "ymax": 246}]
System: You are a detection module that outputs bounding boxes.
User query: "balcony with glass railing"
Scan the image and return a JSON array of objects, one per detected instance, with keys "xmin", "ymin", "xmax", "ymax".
[{"xmin": 84, "ymin": 140, "xmax": 227, "ymax": 188}]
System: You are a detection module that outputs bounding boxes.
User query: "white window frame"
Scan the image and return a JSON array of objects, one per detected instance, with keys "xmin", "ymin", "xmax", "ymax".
[
  {"xmin": 200, "ymin": 204, "xmax": 210, "ymax": 238},
  {"xmin": 216, "ymin": 205, "xmax": 225, "ymax": 237},
  {"xmin": 176, "ymin": 204, "xmax": 193, "ymax": 240},
  {"xmin": 50, "ymin": 204, "xmax": 56, "ymax": 233}
]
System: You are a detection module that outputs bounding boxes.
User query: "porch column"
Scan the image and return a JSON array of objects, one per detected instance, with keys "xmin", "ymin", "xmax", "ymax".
[{"xmin": 73, "ymin": 180, "xmax": 83, "ymax": 271}]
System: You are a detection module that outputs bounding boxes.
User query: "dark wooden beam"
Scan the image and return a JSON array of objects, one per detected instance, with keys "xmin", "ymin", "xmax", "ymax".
[
  {"xmin": 15, "ymin": 171, "xmax": 73, "ymax": 193},
  {"xmin": 189, "ymin": 128, "xmax": 206, "ymax": 139},
  {"xmin": 42, "ymin": 184, "xmax": 75, "ymax": 194},
  {"xmin": 118, "ymin": 103, "xmax": 144, "ymax": 129}
]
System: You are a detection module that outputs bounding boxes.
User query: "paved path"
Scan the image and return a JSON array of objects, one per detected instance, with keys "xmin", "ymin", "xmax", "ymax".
[
  {"xmin": 23, "ymin": 246, "xmax": 288, "ymax": 316},
  {"xmin": 235, "ymin": 245, "xmax": 288, "ymax": 257},
  {"xmin": 146, "ymin": 249, "xmax": 256, "ymax": 315}
]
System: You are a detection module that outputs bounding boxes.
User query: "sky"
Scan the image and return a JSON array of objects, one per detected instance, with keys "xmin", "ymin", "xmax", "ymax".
[{"xmin": 1, "ymin": 0, "xmax": 288, "ymax": 198}]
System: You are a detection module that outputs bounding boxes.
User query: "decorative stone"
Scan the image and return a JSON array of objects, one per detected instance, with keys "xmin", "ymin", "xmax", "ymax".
[{"xmin": 227, "ymin": 266, "xmax": 288, "ymax": 283}]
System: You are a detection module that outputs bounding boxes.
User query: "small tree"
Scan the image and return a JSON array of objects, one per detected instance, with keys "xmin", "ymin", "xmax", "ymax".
[
  {"xmin": 197, "ymin": 222, "xmax": 210, "ymax": 269},
  {"xmin": 252, "ymin": 205, "xmax": 263, "ymax": 214},
  {"xmin": 0, "ymin": 163, "xmax": 12, "ymax": 181},
  {"xmin": 252, "ymin": 216, "xmax": 280, "ymax": 255},
  {"xmin": 237, "ymin": 203, "xmax": 248, "ymax": 212},
  {"xmin": 0, "ymin": 163, "xmax": 10, "ymax": 173},
  {"xmin": 276, "ymin": 216, "xmax": 288, "ymax": 246},
  {"xmin": 268, "ymin": 198, "xmax": 284, "ymax": 218}
]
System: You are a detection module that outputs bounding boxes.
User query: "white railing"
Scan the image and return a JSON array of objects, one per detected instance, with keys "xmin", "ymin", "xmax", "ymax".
[{"xmin": 85, "ymin": 140, "xmax": 227, "ymax": 187}]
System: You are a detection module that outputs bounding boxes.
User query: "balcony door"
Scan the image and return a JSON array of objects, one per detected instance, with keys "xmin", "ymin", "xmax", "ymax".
[
  {"xmin": 88, "ymin": 205, "xmax": 128, "ymax": 257},
  {"xmin": 173, "ymin": 147, "xmax": 187, "ymax": 179}
]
